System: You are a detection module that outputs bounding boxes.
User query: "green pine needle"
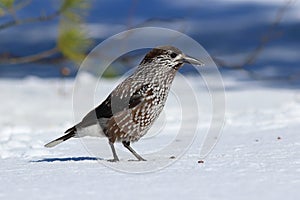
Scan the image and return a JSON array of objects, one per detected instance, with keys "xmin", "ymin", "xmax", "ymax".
[
  {"xmin": 0, "ymin": 0, "xmax": 15, "ymax": 9},
  {"xmin": 0, "ymin": 7, "xmax": 5, "ymax": 16},
  {"xmin": 59, "ymin": 0, "xmax": 89, "ymax": 22},
  {"xmin": 58, "ymin": 23, "xmax": 92, "ymax": 63},
  {"xmin": 57, "ymin": 0, "xmax": 92, "ymax": 63}
]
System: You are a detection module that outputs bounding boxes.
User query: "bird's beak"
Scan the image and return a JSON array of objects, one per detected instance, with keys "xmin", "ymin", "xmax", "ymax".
[{"xmin": 182, "ymin": 55, "xmax": 205, "ymax": 66}]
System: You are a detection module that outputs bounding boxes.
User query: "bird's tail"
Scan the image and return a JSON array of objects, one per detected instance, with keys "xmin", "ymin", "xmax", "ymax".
[{"xmin": 44, "ymin": 126, "xmax": 76, "ymax": 148}]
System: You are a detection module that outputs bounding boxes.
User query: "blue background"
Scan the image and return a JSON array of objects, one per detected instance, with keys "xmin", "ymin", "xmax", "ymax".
[{"xmin": 0, "ymin": 0, "xmax": 299, "ymax": 79}]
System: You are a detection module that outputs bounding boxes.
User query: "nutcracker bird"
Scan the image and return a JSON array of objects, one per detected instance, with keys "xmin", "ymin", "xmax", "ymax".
[{"xmin": 45, "ymin": 45, "xmax": 204, "ymax": 162}]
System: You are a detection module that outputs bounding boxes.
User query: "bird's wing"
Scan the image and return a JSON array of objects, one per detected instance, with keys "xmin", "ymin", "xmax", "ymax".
[
  {"xmin": 129, "ymin": 84, "xmax": 153, "ymax": 108},
  {"xmin": 77, "ymin": 94, "xmax": 112, "ymax": 128},
  {"xmin": 105, "ymin": 84, "xmax": 155, "ymax": 140},
  {"xmin": 78, "ymin": 83, "xmax": 153, "ymax": 129}
]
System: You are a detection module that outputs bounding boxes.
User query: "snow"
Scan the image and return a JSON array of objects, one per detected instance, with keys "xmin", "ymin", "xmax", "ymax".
[{"xmin": 0, "ymin": 73, "xmax": 299, "ymax": 200}]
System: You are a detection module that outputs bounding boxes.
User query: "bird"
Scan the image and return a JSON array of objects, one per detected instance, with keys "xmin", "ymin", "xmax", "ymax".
[{"xmin": 45, "ymin": 45, "xmax": 204, "ymax": 162}]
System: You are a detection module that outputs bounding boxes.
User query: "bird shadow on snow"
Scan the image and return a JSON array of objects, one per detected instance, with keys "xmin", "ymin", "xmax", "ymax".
[{"xmin": 31, "ymin": 157, "xmax": 104, "ymax": 163}]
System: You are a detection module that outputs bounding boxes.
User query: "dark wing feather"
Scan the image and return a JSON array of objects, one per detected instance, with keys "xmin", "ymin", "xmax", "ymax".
[
  {"xmin": 78, "ymin": 95, "xmax": 113, "ymax": 128},
  {"xmin": 129, "ymin": 84, "xmax": 153, "ymax": 108},
  {"xmin": 77, "ymin": 84, "xmax": 152, "ymax": 129},
  {"xmin": 95, "ymin": 94, "xmax": 113, "ymax": 118}
]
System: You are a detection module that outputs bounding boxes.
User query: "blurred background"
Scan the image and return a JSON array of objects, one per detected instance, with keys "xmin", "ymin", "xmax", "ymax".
[{"xmin": 0, "ymin": 0, "xmax": 299, "ymax": 82}]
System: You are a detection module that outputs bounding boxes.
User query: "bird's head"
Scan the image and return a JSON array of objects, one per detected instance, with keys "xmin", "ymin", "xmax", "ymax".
[{"xmin": 140, "ymin": 45, "xmax": 204, "ymax": 71}]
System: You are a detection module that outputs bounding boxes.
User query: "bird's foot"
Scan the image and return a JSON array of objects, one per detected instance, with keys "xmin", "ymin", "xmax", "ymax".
[
  {"xmin": 128, "ymin": 157, "xmax": 147, "ymax": 162},
  {"xmin": 138, "ymin": 157, "xmax": 147, "ymax": 161},
  {"xmin": 107, "ymin": 158, "xmax": 119, "ymax": 162},
  {"xmin": 136, "ymin": 155, "xmax": 147, "ymax": 161}
]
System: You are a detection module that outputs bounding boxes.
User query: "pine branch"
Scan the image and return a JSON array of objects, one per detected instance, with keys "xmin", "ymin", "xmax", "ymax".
[
  {"xmin": 0, "ymin": 47, "xmax": 59, "ymax": 64},
  {"xmin": 0, "ymin": 11, "xmax": 60, "ymax": 31},
  {"xmin": 214, "ymin": 0, "xmax": 293, "ymax": 71}
]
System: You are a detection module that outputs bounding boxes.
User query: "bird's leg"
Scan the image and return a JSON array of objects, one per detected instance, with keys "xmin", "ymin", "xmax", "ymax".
[
  {"xmin": 122, "ymin": 141, "xmax": 146, "ymax": 161},
  {"xmin": 107, "ymin": 141, "xmax": 119, "ymax": 162}
]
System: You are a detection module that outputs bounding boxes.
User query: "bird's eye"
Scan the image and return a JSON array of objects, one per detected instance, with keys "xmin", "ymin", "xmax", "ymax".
[{"xmin": 170, "ymin": 53, "xmax": 177, "ymax": 58}]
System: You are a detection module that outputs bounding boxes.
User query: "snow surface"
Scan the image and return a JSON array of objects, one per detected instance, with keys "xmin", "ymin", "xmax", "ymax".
[{"xmin": 0, "ymin": 73, "xmax": 299, "ymax": 200}]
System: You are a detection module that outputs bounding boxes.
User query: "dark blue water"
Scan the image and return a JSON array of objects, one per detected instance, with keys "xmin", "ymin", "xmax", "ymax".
[{"xmin": 0, "ymin": 0, "xmax": 299, "ymax": 78}]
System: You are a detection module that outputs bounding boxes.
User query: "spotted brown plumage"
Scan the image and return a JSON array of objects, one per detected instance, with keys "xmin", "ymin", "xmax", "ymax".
[{"xmin": 45, "ymin": 45, "xmax": 204, "ymax": 162}]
